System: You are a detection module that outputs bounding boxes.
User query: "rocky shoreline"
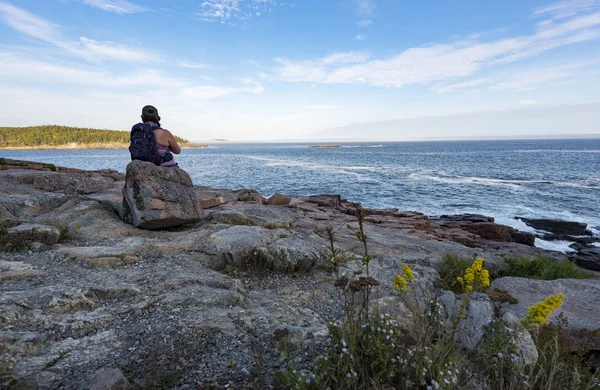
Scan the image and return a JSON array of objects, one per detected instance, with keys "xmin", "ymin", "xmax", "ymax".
[{"xmin": 1, "ymin": 158, "xmax": 599, "ymax": 388}]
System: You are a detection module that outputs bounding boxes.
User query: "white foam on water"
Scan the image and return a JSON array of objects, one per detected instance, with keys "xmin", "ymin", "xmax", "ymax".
[
  {"xmin": 247, "ymin": 156, "xmax": 373, "ymax": 177},
  {"xmin": 495, "ymin": 217, "xmax": 539, "ymax": 234},
  {"xmin": 593, "ymin": 242, "xmax": 600, "ymax": 247},
  {"xmin": 407, "ymin": 173, "xmax": 540, "ymax": 190},
  {"xmin": 534, "ymin": 238, "xmax": 577, "ymax": 253}
]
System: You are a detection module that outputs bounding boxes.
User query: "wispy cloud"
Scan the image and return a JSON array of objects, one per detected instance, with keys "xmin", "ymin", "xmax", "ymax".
[
  {"xmin": 355, "ymin": 34, "xmax": 366, "ymax": 41},
  {"xmin": 76, "ymin": 0, "xmax": 145, "ymax": 14},
  {"xmin": 0, "ymin": 53, "xmax": 263, "ymax": 102},
  {"xmin": 357, "ymin": 19, "xmax": 372, "ymax": 27},
  {"xmin": 177, "ymin": 60, "xmax": 209, "ymax": 69},
  {"xmin": 354, "ymin": 0, "xmax": 375, "ymax": 15},
  {"xmin": 0, "ymin": 1, "xmax": 59, "ymax": 41},
  {"xmin": 533, "ymin": 0, "xmax": 600, "ymax": 20},
  {"xmin": 196, "ymin": 0, "xmax": 280, "ymax": 25},
  {"xmin": 0, "ymin": 2, "xmax": 152, "ymax": 62},
  {"xmin": 273, "ymin": 3, "xmax": 600, "ymax": 88},
  {"xmin": 433, "ymin": 78, "xmax": 490, "ymax": 93},
  {"xmin": 491, "ymin": 62, "xmax": 591, "ymax": 90}
]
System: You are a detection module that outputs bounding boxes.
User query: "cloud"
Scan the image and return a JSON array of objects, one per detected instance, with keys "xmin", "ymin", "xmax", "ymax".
[
  {"xmin": 357, "ymin": 19, "xmax": 372, "ymax": 27},
  {"xmin": 0, "ymin": 1, "xmax": 59, "ymax": 41},
  {"xmin": 177, "ymin": 60, "xmax": 209, "ymax": 69},
  {"xmin": 433, "ymin": 78, "xmax": 490, "ymax": 93},
  {"xmin": 491, "ymin": 63, "xmax": 591, "ymax": 90},
  {"xmin": 533, "ymin": 0, "xmax": 600, "ymax": 20},
  {"xmin": 355, "ymin": 34, "xmax": 366, "ymax": 41},
  {"xmin": 76, "ymin": 0, "xmax": 145, "ymax": 14},
  {"xmin": 0, "ymin": 2, "xmax": 152, "ymax": 62},
  {"xmin": 274, "ymin": 51, "xmax": 369, "ymax": 83},
  {"xmin": 0, "ymin": 54, "xmax": 183, "ymax": 87},
  {"xmin": 273, "ymin": 6, "xmax": 600, "ymax": 88},
  {"xmin": 354, "ymin": 0, "xmax": 375, "ymax": 15},
  {"xmin": 0, "ymin": 52, "xmax": 263, "ymax": 103},
  {"xmin": 196, "ymin": 0, "xmax": 280, "ymax": 24}
]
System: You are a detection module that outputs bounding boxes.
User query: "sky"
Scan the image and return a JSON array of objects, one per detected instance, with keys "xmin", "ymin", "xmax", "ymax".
[{"xmin": 0, "ymin": 0, "xmax": 599, "ymax": 141}]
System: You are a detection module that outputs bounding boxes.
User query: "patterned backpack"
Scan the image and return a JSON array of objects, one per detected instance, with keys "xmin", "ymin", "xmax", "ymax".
[{"xmin": 128, "ymin": 123, "xmax": 162, "ymax": 166}]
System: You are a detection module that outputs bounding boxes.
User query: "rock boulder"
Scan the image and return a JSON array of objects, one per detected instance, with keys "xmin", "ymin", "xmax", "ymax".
[
  {"xmin": 121, "ymin": 161, "xmax": 203, "ymax": 229},
  {"xmin": 517, "ymin": 217, "xmax": 589, "ymax": 236}
]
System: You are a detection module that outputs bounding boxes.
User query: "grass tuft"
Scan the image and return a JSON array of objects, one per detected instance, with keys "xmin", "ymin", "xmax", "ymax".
[{"xmin": 500, "ymin": 255, "xmax": 593, "ymax": 280}]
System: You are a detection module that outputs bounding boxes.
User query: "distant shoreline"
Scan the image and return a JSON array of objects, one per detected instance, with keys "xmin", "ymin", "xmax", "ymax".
[{"xmin": 0, "ymin": 142, "xmax": 208, "ymax": 150}]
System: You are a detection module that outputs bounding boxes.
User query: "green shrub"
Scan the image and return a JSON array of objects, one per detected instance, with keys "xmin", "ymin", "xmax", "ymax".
[
  {"xmin": 439, "ymin": 252, "xmax": 476, "ymax": 293},
  {"xmin": 500, "ymin": 255, "xmax": 592, "ymax": 280}
]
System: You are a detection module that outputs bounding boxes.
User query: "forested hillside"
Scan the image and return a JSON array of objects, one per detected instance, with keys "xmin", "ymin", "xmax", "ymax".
[{"xmin": 0, "ymin": 125, "xmax": 190, "ymax": 148}]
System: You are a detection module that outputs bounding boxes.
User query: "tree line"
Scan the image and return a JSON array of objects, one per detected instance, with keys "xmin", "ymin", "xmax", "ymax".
[{"xmin": 0, "ymin": 125, "xmax": 190, "ymax": 147}]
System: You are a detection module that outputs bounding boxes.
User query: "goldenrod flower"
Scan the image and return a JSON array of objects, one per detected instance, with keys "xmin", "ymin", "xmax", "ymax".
[
  {"xmin": 402, "ymin": 264, "xmax": 415, "ymax": 283},
  {"xmin": 457, "ymin": 257, "xmax": 490, "ymax": 292},
  {"xmin": 521, "ymin": 293, "xmax": 565, "ymax": 328},
  {"xmin": 393, "ymin": 274, "xmax": 408, "ymax": 292}
]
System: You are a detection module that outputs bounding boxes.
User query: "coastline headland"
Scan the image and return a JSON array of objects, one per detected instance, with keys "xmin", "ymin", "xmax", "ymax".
[
  {"xmin": 0, "ymin": 158, "xmax": 598, "ymax": 388},
  {"xmin": 0, "ymin": 125, "xmax": 206, "ymax": 150}
]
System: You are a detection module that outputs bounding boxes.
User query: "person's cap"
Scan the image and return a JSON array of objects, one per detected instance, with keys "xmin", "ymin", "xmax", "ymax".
[{"xmin": 142, "ymin": 105, "xmax": 159, "ymax": 117}]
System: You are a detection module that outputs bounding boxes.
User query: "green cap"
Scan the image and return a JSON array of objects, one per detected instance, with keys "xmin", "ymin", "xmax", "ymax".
[{"xmin": 142, "ymin": 105, "xmax": 159, "ymax": 117}]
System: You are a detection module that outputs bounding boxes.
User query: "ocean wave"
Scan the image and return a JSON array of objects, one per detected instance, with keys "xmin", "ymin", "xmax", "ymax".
[
  {"xmin": 247, "ymin": 156, "xmax": 378, "ymax": 176},
  {"xmin": 496, "ymin": 217, "xmax": 539, "ymax": 234},
  {"xmin": 534, "ymin": 238, "xmax": 577, "ymax": 253},
  {"xmin": 516, "ymin": 149, "xmax": 600, "ymax": 153},
  {"xmin": 554, "ymin": 178, "xmax": 600, "ymax": 189},
  {"xmin": 407, "ymin": 173, "xmax": 548, "ymax": 190}
]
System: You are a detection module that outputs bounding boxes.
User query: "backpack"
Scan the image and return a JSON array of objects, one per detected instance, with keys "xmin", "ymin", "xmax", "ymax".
[{"xmin": 129, "ymin": 122, "xmax": 162, "ymax": 166}]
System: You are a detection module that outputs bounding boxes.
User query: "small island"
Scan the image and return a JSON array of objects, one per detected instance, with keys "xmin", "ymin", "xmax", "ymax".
[
  {"xmin": 0, "ymin": 125, "xmax": 207, "ymax": 150},
  {"xmin": 308, "ymin": 144, "xmax": 343, "ymax": 148}
]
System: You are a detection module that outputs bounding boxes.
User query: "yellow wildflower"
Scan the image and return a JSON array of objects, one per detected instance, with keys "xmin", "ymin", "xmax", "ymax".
[
  {"xmin": 393, "ymin": 274, "xmax": 408, "ymax": 293},
  {"xmin": 457, "ymin": 257, "xmax": 490, "ymax": 292},
  {"xmin": 402, "ymin": 264, "xmax": 415, "ymax": 283},
  {"xmin": 521, "ymin": 293, "xmax": 565, "ymax": 328}
]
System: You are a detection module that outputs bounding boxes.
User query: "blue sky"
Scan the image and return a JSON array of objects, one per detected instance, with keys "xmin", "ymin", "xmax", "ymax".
[{"xmin": 0, "ymin": 0, "xmax": 599, "ymax": 141}]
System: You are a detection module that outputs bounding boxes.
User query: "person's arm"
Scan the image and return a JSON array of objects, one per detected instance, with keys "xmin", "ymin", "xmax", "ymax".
[{"xmin": 168, "ymin": 131, "xmax": 181, "ymax": 154}]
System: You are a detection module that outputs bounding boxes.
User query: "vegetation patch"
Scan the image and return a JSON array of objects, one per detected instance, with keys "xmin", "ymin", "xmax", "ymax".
[
  {"xmin": 499, "ymin": 255, "xmax": 593, "ymax": 280},
  {"xmin": 439, "ymin": 252, "xmax": 482, "ymax": 293},
  {"xmin": 277, "ymin": 211, "xmax": 599, "ymax": 389},
  {"xmin": 0, "ymin": 125, "xmax": 190, "ymax": 148}
]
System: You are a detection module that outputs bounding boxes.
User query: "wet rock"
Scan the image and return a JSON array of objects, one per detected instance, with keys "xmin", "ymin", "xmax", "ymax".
[
  {"xmin": 516, "ymin": 217, "xmax": 589, "ymax": 236},
  {"xmin": 439, "ymin": 214, "xmax": 495, "ymax": 223},
  {"xmin": 435, "ymin": 217, "xmax": 535, "ymax": 247},
  {"xmin": 121, "ymin": 160, "xmax": 203, "ymax": 229},
  {"xmin": 569, "ymin": 247, "xmax": 600, "ymax": 271},
  {"xmin": 89, "ymin": 367, "xmax": 132, "ymax": 390},
  {"xmin": 266, "ymin": 193, "xmax": 292, "ymax": 206}
]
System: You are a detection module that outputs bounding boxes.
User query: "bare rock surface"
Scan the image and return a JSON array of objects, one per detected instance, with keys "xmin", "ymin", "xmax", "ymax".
[{"xmin": 0, "ymin": 160, "xmax": 597, "ymax": 388}]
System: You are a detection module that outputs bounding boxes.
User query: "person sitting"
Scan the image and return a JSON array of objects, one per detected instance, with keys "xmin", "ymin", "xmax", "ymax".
[{"xmin": 140, "ymin": 105, "xmax": 181, "ymax": 167}]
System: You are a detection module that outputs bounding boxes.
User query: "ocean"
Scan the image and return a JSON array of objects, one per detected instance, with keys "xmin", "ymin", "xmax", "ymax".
[{"xmin": 3, "ymin": 139, "xmax": 599, "ymax": 251}]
